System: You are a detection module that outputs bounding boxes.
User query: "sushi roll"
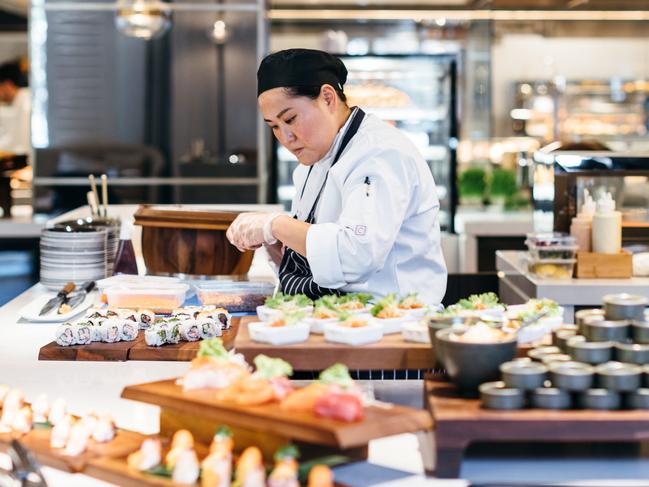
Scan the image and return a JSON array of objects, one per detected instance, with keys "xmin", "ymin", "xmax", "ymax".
[
  {"xmin": 166, "ymin": 321, "xmax": 181, "ymax": 345},
  {"xmin": 214, "ymin": 308, "xmax": 232, "ymax": 330},
  {"xmin": 128, "ymin": 438, "xmax": 162, "ymax": 471},
  {"xmin": 55, "ymin": 323, "xmax": 76, "ymax": 346},
  {"xmin": 85, "ymin": 307, "xmax": 105, "ymax": 319},
  {"xmin": 172, "ymin": 449, "xmax": 200, "ymax": 485},
  {"xmin": 100, "ymin": 319, "xmax": 122, "ymax": 343},
  {"xmin": 105, "ymin": 309, "xmax": 120, "ymax": 318},
  {"xmin": 50, "ymin": 414, "xmax": 73, "ymax": 449},
  {"xmin": 89, "ymin": 323, "xmax": 103, "ymax": 342},
  {"xmin": 32, "ymin": 394, "xmax": 49, "ymax": 423},
  {"xmin": 73, "ymin": 323, "xmax": 93, "ymax": 345},
  {"xmin": 138, "ymin": 309, "xmax": 155, "ymax": 330},
  {"xmin": 120, "ymin": 320, "xmax": 139, "ymax": 342},
  {"xmin": 180, "ymin": 320, "xmax": 201, "ymax": 342},
  {"xmin": 198, "ymin": 317, "xmax": 221, "ymax": 339},
  {"xmin": 119, "ymin": 309, "xmax": 139, "ymax": 323},
  {"xmin": 145, "ymin": 326, "xmax": 167, "ymax": 347}
]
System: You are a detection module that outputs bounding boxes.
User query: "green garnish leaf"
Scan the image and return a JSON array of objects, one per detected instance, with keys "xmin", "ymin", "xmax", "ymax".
[
  {"xmin": 318, "ymin": 364, "xmax": 354, "ymax": 387},
  {"xmin": 274, "ymin": 444, "xmax": 300, "ymax": 462},
  {"xmin": 197, "ymin": 337, "xmax": 229, "ymax": 359},
  {"xmin": 254, "ymin": 354, "xmax": 293, "ymax": 379}
]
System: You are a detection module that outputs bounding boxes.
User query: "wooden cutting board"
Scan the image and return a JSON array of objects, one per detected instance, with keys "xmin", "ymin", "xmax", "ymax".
[
  {"xmin": 122, "ymin": 379, "xmax": 433, "ymax": 450},
  {"xmin": 0, "ymin": 426, "xmax": 143, "ymax": 473},
  {"xmin": 37, "ymin": 318, "xmax": 240, "ymax": 362},
  {"xmin": 234, "ymin": 316, "xmax": 435, "ymax": 371},
  {"xmin": 425, "ymin": 375, "xmax": 649, "ymax": 478}
]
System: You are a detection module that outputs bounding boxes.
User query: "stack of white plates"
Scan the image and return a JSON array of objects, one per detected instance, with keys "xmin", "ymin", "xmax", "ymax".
[
  {"xmin": 40, "ymin": 227, "xmax": 108, "ymax": 290},
  {"xmin": 54, "ymin": 217, "xmax": 120, "ymax": 275}
]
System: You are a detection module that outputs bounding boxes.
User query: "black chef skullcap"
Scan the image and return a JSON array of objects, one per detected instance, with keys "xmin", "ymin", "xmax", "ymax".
[{"xmin": 257, "ymin": 48, "xmax": 347, "ymax": 97}]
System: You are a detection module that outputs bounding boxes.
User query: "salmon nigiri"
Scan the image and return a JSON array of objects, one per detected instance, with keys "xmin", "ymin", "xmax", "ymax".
[
  {"xmin": 166, "ymin": 429, "xmax": 195, "ymax": 469},
  {"xmin": 234, "ymin": 446, "xmax": 265, "ymax": 487},
  {"xmin": 201, "ymin": 426, "xmax": 234, "ymax": 487},
  {"xmin": 127, "ymin": 438, "xmax": 162, "ymax": 471},
  {"xmin": 268, "ymin": 445, "xmax": 300, "ymax": 487},
  {"xmin": 307, "ymin": 465, "xmax": 334, "ymax": 487}
]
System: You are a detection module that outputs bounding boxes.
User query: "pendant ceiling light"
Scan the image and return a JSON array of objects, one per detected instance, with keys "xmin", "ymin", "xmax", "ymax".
[{"xmin": 116, "ymin": 0, "xmax": 172, "ymax": 40}]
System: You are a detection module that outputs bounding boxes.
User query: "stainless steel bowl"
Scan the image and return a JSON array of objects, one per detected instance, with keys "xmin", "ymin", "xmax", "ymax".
[
  {"xmin": 595, "ymin": 361, "xmax": 642, "ymax": 392},
  {"xmin": 530, "ymin": 387, "xmax": 571, "ymax": 409},
  {"xmin": 627, "ymin": 388, "xmax": 649, "ymax": 409},
  {"xmin": 500, "ymin": 360, "xmax": 548, "ymax": 390},
  {"xmin": 567, "ymin": 338, "xmax": 613, "ymax": 365},
  {"xmin": 549, "ymin": 361, "xmax": 595, "ymax": 391},
  {"xmin": 603, "ymin": 294, "xmax": 648, "ymax": 321},
  {"xmin": 615, "ymin": 342, "xmax": 649, "ymax": 365},
  {"xmin": 578, "ymin": 389, "xmax": 621, "ymax": 410},
  {"xmin": 575, "ymin": 309, "xmax": 604, "ymax": 334},
  {"xmin": 582, "ymin": 319, "xmax": 629, "ymax": 343},
  {"xmin": 479, "ymin": 381, "xmax": 525, "ymax": 410},
  {"xmin": 631, "ymin": 320, "xmax": 649, "ymax": 344}
]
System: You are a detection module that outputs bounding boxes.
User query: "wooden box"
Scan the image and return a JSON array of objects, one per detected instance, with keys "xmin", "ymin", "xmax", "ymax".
[
  {"xmin": 133, "ymin": 205, "xmax": 253, "ymax": 276},
  {"xmin": 575, "ymin": 250, "xmax": 632, "ymax": 279}
]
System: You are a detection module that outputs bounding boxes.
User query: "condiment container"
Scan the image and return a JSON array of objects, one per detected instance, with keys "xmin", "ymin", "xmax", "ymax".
[
  {"xmin": 591, "ymin": 192, "xmax": 621, "ymax": 254},
  {"xmin": 500, "ymin": 361, "xmax": 548, "ymax": 390},
  {"xmin": 578, "ymin": 389, "xmax": 621, "ymax": 410},
  {"xmin": 603, "ymin": 294, "xmax": 648, "ymax": 321},
  {"xmin": 548, "ymin": 361, "xmax": 595, "ymax": 391},
  {"xmin": 530, "ymin": 387, "xmax": 571, "ymax": 410},
  {"xmin": 541, "ymin": 354, "xmax": 573, "ymax": 366},
  {"xmin": 582, "ymin": 319, "xmax": 629, "ymax": 343},
  {"xmin": 570, "ymin": 189, "xmax": 595, "ymax": 253},
  {"xmin": 614, "ymin": 342, "xmax": 649, "ymax": 365},
  {"xmin": 575, "ymin": 309, "xmax": 604, "ymax": 333},
  {"xmin": 567, "ymin": 337, "xmax": 613, "ymax": 365},
  {"xmin": 631, "ymin": 320, "xmax": 649, "ymax": 344},
  {"xmin": 595, "ymin": 361, "xmax": 642, "ymax": 392},
  {"xmin": 626, "ymin": 388, "xmax": 649, "ymax": 409},
  {"xmin": 553, "ymin": 329, "xmax": 577, "ymax": 352},
  {"xmin": 528, "ymin": 346, "xmax": 561, "ymax": 362},
  {"xmin": 479, "ymin": 381, "xmax": 525, "ymax": 410}
]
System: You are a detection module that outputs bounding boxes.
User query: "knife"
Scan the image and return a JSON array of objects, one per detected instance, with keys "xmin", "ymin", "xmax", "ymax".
[
  {"xmin": 59, "ymin": 280, "xmax": 96, "ymax": 314},
  {"xmin": 8, "ymin": 439, "xmax": 48, "ymax": 487},
  {"xmin": 39, "ymin": 282, "xmax": 75, "ymax": 316}
]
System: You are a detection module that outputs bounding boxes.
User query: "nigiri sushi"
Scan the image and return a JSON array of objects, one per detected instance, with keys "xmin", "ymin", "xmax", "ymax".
[
  {"xmin": 172, "ymin": 449, "xmax": 200, "ymax": 485},
  {"xmin": 0, "ymin": 389, "xmax": 24, "ymax": 430},
  {"xmin": 11, "ymin": 406, "xmax": 33, "ymax": 435},
  {"xmin": 165, "ymin": 429, "xmax": 194, "ymax": 469},
  {"xmin": 0, "ymin": 384, "xmax": 9, "ymax": 405},
  {"xmin": 31, "ymin": 394, "xmax": 49, "ymax": 423},
  {"xmin": 48, "ymin": 398, "xmax": 67, "ymax": 426},
  {"xmin": 50, "ymin": 414, "xmax": 74, "ymax": 449},
  {"xmin": 268, "ymin": 445, "xmax": 300, "ymax": 487},
  {"xmin": 63, "ymin": 421, "xmax": 92, "ymax": 456},
  {"xmin": 92, "ymin": 414, "xmax": 115, "ymax": 443},
  {"xmin": 182, "ymin": 357, "xmax": 250, "ymax": 392},
  {"xmin": 234, "ymin": 446, "xmax": 265, "ymax": 487},
  {"xmin": 127, "ymin": 438, "xmax": 162, "ymax": 471},
  {"xmin": 201, "ymin": 426, "xmax": 233, "ymax": 487},
  {"xmin": 307, "ymin": 465, "xmax": 334, "ymax": 487}
]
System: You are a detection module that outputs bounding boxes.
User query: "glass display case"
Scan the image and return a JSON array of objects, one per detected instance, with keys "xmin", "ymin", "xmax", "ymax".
[
  {"xmin": 532, "ymin": 149, "xmax": 649, "ymax": 245},
  {"xmin": 511, "ymin": 79, "xmax": 649, "ymax": 144},
  {"xmin": 272, "ymin": 54, "xmax": 459, "ymax": 232}
]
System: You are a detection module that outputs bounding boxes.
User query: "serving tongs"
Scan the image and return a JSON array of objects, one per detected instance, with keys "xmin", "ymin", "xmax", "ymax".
[{"xmin": 0, "ymin": 440, "xmax": 48, "ymax": 487}]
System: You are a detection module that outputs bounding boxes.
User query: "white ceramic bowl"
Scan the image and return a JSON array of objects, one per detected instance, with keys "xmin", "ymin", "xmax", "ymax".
[
  {"xmin": 401, "ymin": 321, "xmax": 431, "ymax": 343},
  {"xmin": 256, "ymin": 305, "xmax": 312, "ymax": 322},
  {"xmin": 323, "ymin": 322, "xmax": 383, "ymax": 345},
  {"xmin": 370, "ymin": 315, "xmax": 410, "ymax": 334},
  {"xmin": 248, "ymin": 321, "xmax": 310, "ymax": 345},
  {"xmin": 304, "ymin": 317, "xmax": 338, "ymax": 334}
]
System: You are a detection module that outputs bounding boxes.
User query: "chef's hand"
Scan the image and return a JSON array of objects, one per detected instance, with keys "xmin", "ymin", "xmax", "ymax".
[{"xmin": 226, "ymin": 212, "xmax": 283, "ymax": 251}]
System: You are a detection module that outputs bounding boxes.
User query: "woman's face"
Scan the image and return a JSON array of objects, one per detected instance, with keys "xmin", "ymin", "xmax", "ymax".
[{"xmin": 259, "ymin": 86, "xmax": 340, "ymax": 165}]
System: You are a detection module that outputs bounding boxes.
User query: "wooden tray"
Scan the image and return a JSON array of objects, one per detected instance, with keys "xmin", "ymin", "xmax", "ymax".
[
  {"xmin": 122, "ymin": 379, "xmax": 433, "ymax": 452},
  {"xmin": 0, "ymin": 427, "xmax": 143, "ymax": 473},
  {"xmin": 235, "ymin": 316, "xmax": 435, "ymax": 371},
  {"xmin": 424, "ymin": 375, "xmax": 649, "ymax": 478},
  {"xmin": 38, "ymin": 318, "xmax": 240, "ymax": 362}
]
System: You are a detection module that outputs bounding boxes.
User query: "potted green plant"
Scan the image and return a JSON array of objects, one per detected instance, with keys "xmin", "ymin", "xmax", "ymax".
[
  {"xmin": 458, "ymin": 167, "xmax": 487, "ymax": 206},
  {"xmin": 489, "ymin": 168, "xmax": 518, "ymax": 207}
]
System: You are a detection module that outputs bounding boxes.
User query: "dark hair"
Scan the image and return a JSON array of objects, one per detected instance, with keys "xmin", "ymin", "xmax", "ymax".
[
  {"xmin": 284, "ymin": 85, "xmax": 347, "ymax": 104},
  {"xmin": 0, "ymin": 62, "xmax": 26, "ymax": 87}
]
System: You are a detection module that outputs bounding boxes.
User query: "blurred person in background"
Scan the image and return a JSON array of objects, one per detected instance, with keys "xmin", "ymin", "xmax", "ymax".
[{"xmin": 0, "ymin": 60, "xmax": 30, "ymax": 158}]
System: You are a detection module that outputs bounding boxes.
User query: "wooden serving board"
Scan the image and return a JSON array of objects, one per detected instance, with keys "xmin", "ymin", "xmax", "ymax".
[
  {"xmin": 122, "ymin": 379, "xmax": 433, "ymax": 451},
  {"xmin": 0, "ymin": 427, "xmax": 143, "ymax": 473},
  {"xmin": 235, "ymin": 316, "xmax": 435, "ymax": 371},
  {"xmin": 425, "ymin": 375, "xmax": 649, "ymax": 478},
  {"xmin": 38, "ymin": 318, "xmax": 240, "ymax": 362}
]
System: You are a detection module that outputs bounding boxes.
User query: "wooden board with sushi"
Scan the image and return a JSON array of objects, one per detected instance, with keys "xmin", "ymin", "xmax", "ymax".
[{"xmin": 121, "ymin": 342, "xmax": 433, "ymax": 454}]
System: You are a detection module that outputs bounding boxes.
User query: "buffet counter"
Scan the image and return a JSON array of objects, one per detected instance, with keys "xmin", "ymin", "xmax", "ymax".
[{"xmin": 497, "ymin": 250, "xmax": 649, "ymax": 322}]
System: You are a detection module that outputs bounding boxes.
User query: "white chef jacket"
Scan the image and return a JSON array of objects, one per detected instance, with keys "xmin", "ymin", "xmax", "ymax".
[
  {"xmin": 0, "ymin": 88, "xmax": 31, "ymax": 154},
  {"xmin": 289, "ymin": 109, "xmax": 447, "ymax": 305}
]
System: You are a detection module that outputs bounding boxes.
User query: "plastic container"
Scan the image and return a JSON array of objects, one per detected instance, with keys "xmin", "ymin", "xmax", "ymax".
[
  {"xmin": 527, "ymin": 258, "xmax": 576, "ymax": 279},
  {"xmin": 527, "ymin": 244, "xmax": 579, "ymax": 261},
  {"xmin": 105, "ymin": 284, "xmax": 188, "ymax": 312},
  {"xmin": 592, "ymin": 192, "xmax": 622, "ymax": 254},
  {"xmin": 195, "ymin": 280, "xmax": 275, "ymax": 312},
  {"xmin": 525, "ymin": 232, "xmax": 576, "ymax": 248}
]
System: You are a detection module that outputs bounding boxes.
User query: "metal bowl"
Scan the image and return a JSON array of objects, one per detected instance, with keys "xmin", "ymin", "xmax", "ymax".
[
  {"xmin": 627, "ymin": 388, "xmax": 649, "ymax": 409},
  {"xmin": 582, "ymin": 319, "xmax": 629, "ymax": 343},
  {"xmin": 530, "ymin": 387, "xmax": 571, "ymax": 409},
  {"xmin": 575, "ymin": 309, "xmax": 604, "ymax": 334},
  {"xmin": 567, "ymin": 337, "xmax": 613, "ymax": 365},
  {"xmin": 631, "ymin": 320, "xmax": 649, "ymax": 344},
  {"xmin": 595, "ymin": 361, "xmax": 642, "ymax": 392},
  {"xmin": 578, "ymin": 389, "xmax": 621, "ymax": 410},
  {"xmin": 528, "ymin": 346, "xmax": 562, "ymax": 362},
  {"xmin": 548, "ymin": 361, "xmax": 595, "ymax": 391},
  {"xmin": 479, "ymin": 381, "xmax": 525, "ymax": 410},
  {"xmin": 553, "ymin": 329, "xmax": 578, "ymax": 352},
  {"xmin": 603, "ymin": 294, "xmax": 648, "ymax": 321},
  {"xmin": 500, "ymin": 360, "xmax": 548, "ymax": 390},
  {"xmin": 614, "ymin": 342, "xmax": 649, "ymax": 365}
]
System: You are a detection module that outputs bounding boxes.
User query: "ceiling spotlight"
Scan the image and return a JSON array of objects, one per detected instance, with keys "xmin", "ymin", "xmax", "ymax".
[
  {"xmin": 116, "ymin": 1, "xmax": 171, "ymax": 40},
  {"xmin": 209, "ymin": 19, "xmax": 230, "ymax": 45}
]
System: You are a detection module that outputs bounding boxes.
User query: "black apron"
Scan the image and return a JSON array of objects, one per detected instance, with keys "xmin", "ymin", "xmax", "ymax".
[{"xmin": 278, "ymin": 107, "xmax": 365, "ymax": 300}]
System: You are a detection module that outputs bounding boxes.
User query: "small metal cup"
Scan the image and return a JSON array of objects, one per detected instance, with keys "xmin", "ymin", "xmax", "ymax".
[
  {"xmin": 615, "ymin": 342, "xmax": 649, "ymax": 365},
  {"xmin": 631, "ymin": 320, "xmax": 649, "ymax": 344},
  {"xmin": 575, "ymin": 309, "xmax": 604, "ymax": 334},
  {"xmin": 549, "ymin": 361, "xmax": 595, "ymax": 391},
  {"xmin": 530, "ymin": 387, "xmax": 571, "ymax": 409},
  {"xmin": 528, "ymin": 346, "xmax": 562, "ymax": 362},
  {"xmin": 500, "ymin": 360, "xmax": 548, "ymax": 390},
  {"xmin": 582, "ymin": 320, "xmax": 629, "ymax": 343},
  {"xmin": 595, "ymin": 361, "xmax": 642, "ymax": 392},
  {"xmin": 578, "ymin": 389, "xmax": 621, "ymax": 410},
  {"xmin": 554, "ymin": 329, "xmax": 577, "ymax": 352},
  {"xmin": 479, "ymin": 381, "xmax": 525, "ymax": 410},
  {"xmin": 603, "ymin": 294, "xmax": 648, "ymax": 321},
  {"xmin": 627, "ymin": 388, "xmax": 649, "ymax": 409},
  {"xmin": 568, "ymin": 338, "xmax": 613, "ymax": 365}
]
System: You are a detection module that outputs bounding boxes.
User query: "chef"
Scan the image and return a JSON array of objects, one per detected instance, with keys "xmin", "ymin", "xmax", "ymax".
[{"xmin": 227, "ymin": 48, "xmax": 447, "ymax": 304}]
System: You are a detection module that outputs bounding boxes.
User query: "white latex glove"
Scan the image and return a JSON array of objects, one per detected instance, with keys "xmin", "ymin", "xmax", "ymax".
[{"xmin": 226, "ymin": 212, "xmax": 283, "ymax": 252}]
